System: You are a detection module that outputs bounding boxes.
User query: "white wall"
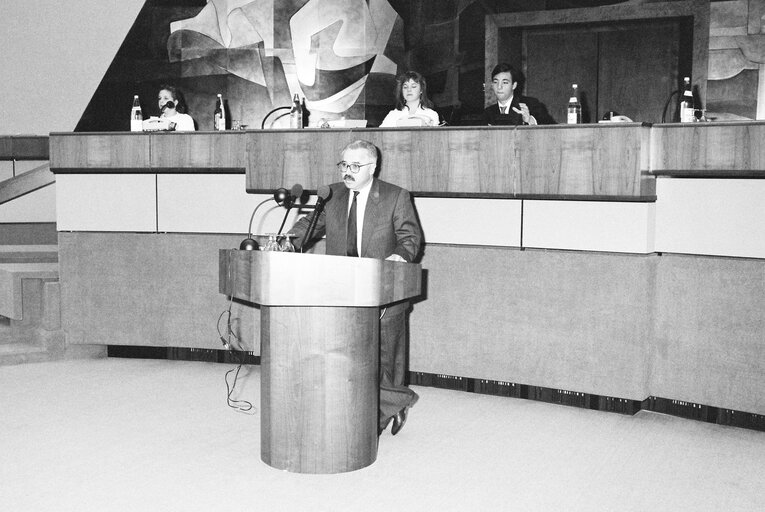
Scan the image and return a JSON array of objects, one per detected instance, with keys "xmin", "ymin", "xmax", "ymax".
[{"xmin": 0, "ymin": 0, "xmax": 145, "ymax": 135}]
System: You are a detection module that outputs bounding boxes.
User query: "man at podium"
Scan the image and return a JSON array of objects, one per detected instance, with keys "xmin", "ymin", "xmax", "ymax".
[{"xmin": 291, "ymin": 139, "xmax": 423, "ymax": 436}]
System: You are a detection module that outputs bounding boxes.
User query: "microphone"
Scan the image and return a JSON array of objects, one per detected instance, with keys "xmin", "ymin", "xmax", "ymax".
[
  {"xmin": 239, "ymin": 185, "xmax": 300, "ymax": 250},
  {"xmin": 276, "ymin": 184, "xmax": 304, "ymax": 235},
  {"xmin": 160, "ymin": 100, "xmax": 175, "ymax": 113},
  {"xmin": 302, "ymin": 185, "xmax": 332, "ymax": 251},
  {"xmin": 273, "ymin": 187, "xmax": 289, "ymax": 205}
]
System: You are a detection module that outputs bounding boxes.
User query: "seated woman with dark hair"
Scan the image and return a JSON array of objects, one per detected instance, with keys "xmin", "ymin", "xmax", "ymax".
[
  {"xmin": 143, "ymin": 85, "xmax": 196, "ymax": 131},
  {"xmin": 379, "ymin": 71, "xmax": 440, "ymax": 127}
]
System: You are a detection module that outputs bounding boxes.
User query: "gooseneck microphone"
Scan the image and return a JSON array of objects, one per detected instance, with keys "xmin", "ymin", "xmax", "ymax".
[
  {"xmin": 239, "ymin": 185, "xmax": 304, "ymax": 250},
  {"xmin": 276, "ymin": 183, "xmax": 304, "ymax": 235},
  {"xmin": 302, "ymin": 185, "xmax": 332, "ymax": 251},
  {"xmin": 160, "ymin": 100, "xmax": 175, "ymax": 113},
  {"xmin": 239, "ymin": 197, "xmax": 273, "ymax": 250}
]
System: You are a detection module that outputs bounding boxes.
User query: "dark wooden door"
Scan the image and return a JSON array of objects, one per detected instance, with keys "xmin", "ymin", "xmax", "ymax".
[{"xmin": 522, "ymin": 19, "xmax": 689, "ymax": 124}]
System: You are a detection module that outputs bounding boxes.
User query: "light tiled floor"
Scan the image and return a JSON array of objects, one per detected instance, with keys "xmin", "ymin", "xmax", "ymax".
[{"xmin": 1, "ymin": 358, "xmax": 763, "ymax": 511}]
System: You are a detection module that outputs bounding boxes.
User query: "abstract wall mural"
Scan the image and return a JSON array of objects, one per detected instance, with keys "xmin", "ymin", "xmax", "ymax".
[{"xmin": 166, "ymin": 0, "xmax": 399, "ymax": 126}]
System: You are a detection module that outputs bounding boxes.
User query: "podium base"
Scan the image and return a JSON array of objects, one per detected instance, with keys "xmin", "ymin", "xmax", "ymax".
[{"xmin": 260, "ymin": 305, "xmax": 379, "ymax": 473}]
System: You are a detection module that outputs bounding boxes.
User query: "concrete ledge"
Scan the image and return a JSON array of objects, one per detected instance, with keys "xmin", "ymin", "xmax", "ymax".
[
  {"xmin": 0, "ymin": 245, "xmax": 58, "ymax": 263},
  {"xmin": 0, "ymin": 263, "xmax": 58, "ymax": 320}
]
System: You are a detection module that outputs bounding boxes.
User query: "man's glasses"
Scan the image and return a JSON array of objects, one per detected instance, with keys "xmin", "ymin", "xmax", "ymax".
[{"xmin": 337, "ymin": 161, "xmax": 374, "ymax": 174}]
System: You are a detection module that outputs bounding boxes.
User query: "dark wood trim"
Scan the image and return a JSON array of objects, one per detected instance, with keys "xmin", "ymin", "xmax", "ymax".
[
  {"xmin": 0, "ymin": 136, "xmax": 49, "ymax": 160},
  {"xmin": 50, "ymin": 167, "xmax": 246, "ymax": 174},
  {"xmin": 652, "ymin": 171, "xmax": 765, "ymax": 178}
]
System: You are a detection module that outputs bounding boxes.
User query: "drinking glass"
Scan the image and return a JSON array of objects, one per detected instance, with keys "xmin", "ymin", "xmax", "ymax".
[
  {"xmin": 280, "ymin": 233, "xmax": 295, "ymax": 252},
  {"xmin": 263, "ymin": 234, "xmax": 280, "ymax": 251}
]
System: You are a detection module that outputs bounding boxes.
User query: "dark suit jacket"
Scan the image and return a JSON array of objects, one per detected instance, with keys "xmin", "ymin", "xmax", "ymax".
[
  {"xmin": 292, "ymin": 179, "xmax": 422, "ymax": 263},
  {"xmin": 483, "ymin": 94, "xmax": 555, "ymax": 126}
]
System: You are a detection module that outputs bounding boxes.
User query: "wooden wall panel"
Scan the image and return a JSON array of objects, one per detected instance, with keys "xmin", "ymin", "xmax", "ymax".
[
  {"xmin": 517, "ymin": 125, "xmax": 650, "ymax": 196},
  {"xmin": 651, "ymin": 122, "xmax": 765, "ymax": 173},
  {"xmin": 597, "ymin": 21, "xmax": 680, "ymax": 124},
  {"xmin": 525, "ymin": 28, "xmax": 599, "ymax": 123},
  {"xmin": 246, "ymin": 130, "xmax": 353, "ymax": 192},
  {"xmin": 0, "ymin": 136, "xmax": 50, "ymax": 160},
  {"xmin": 51, "ymin": 128, "xmax": 653, "ymax": 198},
  {"xmin": 245, "ymin": 127, "xmax": 651, "ymax": 196},
  {"xmin": 0, "ymin": 137, "xmax": 11, "ymax": 158},
  {"xmin": 150, "ymin": 131, "xmax": 247, "ymax": 169},
  {"xmin": 50, "ymin": 133, "xmax": 150, "ymax": 169}
]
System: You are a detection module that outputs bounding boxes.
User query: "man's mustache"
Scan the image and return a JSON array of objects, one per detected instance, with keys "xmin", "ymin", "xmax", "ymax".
[{"xmin": 344, "ymin": 174, "xmax": 355, "ymax": 181}]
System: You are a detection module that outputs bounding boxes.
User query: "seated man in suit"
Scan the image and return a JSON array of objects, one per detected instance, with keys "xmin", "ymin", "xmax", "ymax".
[
  {"xmin": 483, "ymin": 63, "xmax": 555, "ymax": 126},
  {"xmin": 290, "ymin": 139, "xmax": 423, "ymax": 436}
]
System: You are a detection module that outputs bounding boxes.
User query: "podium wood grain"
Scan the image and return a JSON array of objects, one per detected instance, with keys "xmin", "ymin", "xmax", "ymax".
[
  {"xmin": 219, "ymin": 250, "xmax": 422, "ymax": 473},
  {"xmin": 260, "ymin": 306, "xmax": 378, "ymax": 473}
]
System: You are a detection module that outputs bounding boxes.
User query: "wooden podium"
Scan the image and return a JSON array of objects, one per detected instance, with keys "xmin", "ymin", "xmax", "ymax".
[{"xmin": 219, "ymin": 249, "xmax": 422, "ymax": 473}]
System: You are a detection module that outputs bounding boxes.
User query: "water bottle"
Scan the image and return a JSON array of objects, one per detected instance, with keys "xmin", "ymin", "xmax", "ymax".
[
  {"xmin": 130, "ymin": 95, "xmax": 143, "ymax": 132},
  {"xmin": 679, "ymin": 77, "xmax": 695, "ymax": 123},
  {"xmin": 289, "ymin": 94, "xmax": 302, "ymax": 129},
  {"xmin": 214, "ymin": 94, "xmax": 226, "ymax": 130},
  {"xmin": 567, "ymin": 84, "xmax": 581, "ymax": 125}
]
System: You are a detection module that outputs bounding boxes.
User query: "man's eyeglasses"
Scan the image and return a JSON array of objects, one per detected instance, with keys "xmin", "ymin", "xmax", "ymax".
[{"xmin": 337, "ymin": 161, "xmax": 374, "ymax": 174}]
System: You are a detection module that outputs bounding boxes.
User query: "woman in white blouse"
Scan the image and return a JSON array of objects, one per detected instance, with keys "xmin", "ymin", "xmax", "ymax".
[
  {"xmin": 379, "ymin": 71, "xmax": 440, "ymax": 128},
  {"xmin": 143, "ymin": 85, "xmax": 196, "ymax": 131}
]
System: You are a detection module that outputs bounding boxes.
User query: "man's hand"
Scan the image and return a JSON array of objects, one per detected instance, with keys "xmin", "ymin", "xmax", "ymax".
[
  {"xmin": 386, "ymin": 254, "xmax": 405, "ymax": 262},
  {"xmin": 513, "ymin": 103, "xmax": 537, "ymax": 125}
]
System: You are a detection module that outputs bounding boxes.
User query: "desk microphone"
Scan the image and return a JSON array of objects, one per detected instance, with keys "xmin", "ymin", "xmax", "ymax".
[{"xmin": 160, "ymin": 101, "xmax": 175, "ymax": 113}]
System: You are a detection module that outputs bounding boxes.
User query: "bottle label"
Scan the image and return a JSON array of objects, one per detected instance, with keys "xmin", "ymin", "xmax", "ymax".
[
  {"xmin": 290, "ymin": 111, "xmax": 302, "ymax": 129},
  {"xmin": 567, "ymin": 111, "xmax": 578, "ymax": 124},
  {"xmin": 680, "ymin": 105, "xmax": 694, "ymax": 123}
]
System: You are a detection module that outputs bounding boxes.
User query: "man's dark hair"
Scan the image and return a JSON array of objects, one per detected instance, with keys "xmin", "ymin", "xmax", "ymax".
[{"xmin": 491, "ymin": 63, "xmax": 525, "ymax": 93}]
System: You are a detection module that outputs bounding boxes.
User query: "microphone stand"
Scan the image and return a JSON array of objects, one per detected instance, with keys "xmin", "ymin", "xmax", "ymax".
[
  {"xmin": 302, "ymin": 207, "xmax": 322, "ymax": 251},
  {"xmin": 239, "ymin": 197, "xmax": 273, "ymax": 250},
  {"xmin": 276, "ymin": 199, "xmax": 295, "ymax": 235},
  {"xmin": 301, "ymin": 187, "xmax": 331, "ymax": 251}
]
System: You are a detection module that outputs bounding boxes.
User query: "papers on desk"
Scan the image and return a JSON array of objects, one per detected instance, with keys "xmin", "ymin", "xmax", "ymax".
[{"xmin": 325, "ymin": 119, "xmax": 368, "ymax": 128}]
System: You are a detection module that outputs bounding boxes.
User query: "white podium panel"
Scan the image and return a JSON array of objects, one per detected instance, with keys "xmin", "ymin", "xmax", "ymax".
[
  {"xmin": 655, "ymin": 178, "xmax": 765, "ymax": 259},
  {"xmin": 55, "ymin": 174, "xmax": 156, "ymax": 232},
  {"xmin": 522, "ymin": 200, "xmax": 655, "ymax": 253},
  {"xmin": 157, "ymin": 174, "xmax": 305, "ymax": 234},
  {"xmin": 414, "ymin": 197, "xmax": 522, "ymax": 246}
]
